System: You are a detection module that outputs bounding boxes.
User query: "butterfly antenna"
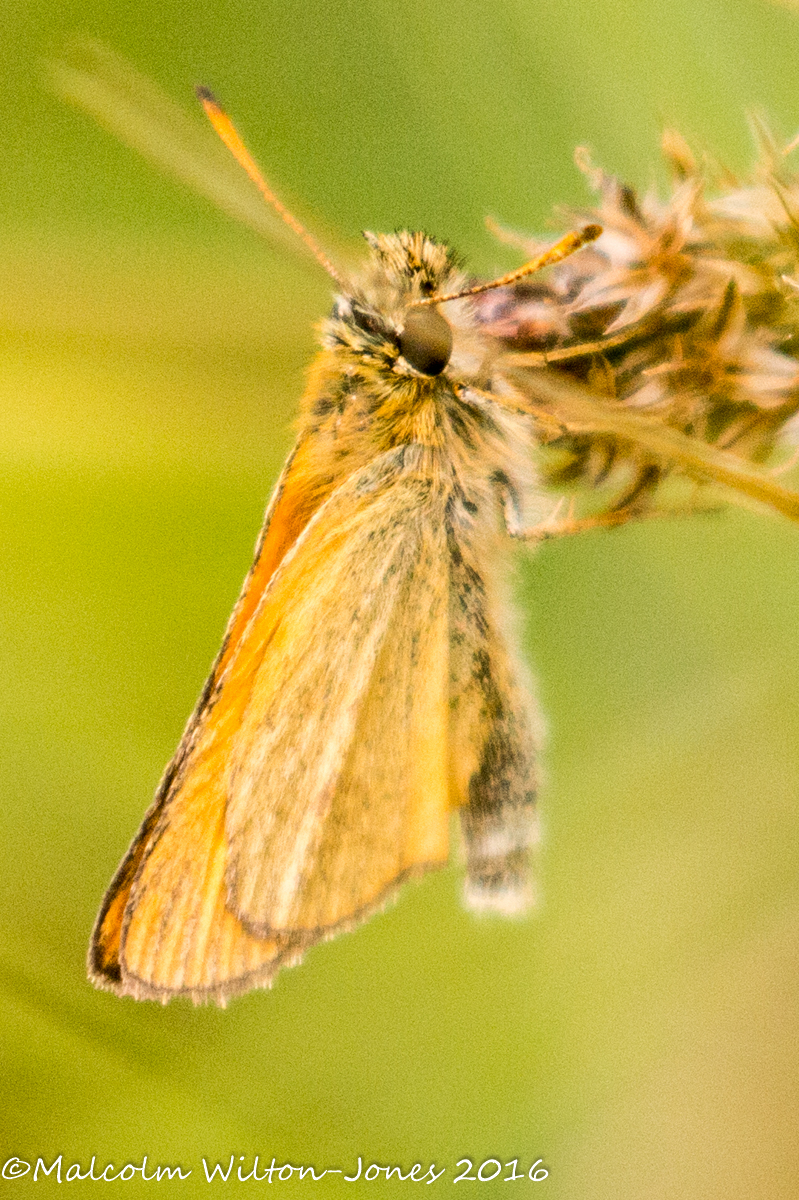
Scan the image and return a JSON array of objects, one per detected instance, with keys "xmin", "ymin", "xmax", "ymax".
[
  {"xmin": 196, "ymin": 86, "xmax": 348, "ymax": 289},
  {"xmin": 418, "ymin": 224, "xmax": 602, "ymax": 306}
]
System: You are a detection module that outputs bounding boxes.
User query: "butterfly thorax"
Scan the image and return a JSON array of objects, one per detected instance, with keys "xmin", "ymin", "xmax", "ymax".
[
  {"xmin": 294, "ymin": 231, "xmax": 534, "ymax": 512},
  {"xmin": 319, "ymin": 230, "xmax": 467, "ymax": 452}
]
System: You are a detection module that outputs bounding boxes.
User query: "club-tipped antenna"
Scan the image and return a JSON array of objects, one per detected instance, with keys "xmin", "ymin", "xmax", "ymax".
[
  {"xmin": 196, "ymin": 86, "xmax": 348, "ymax": 290},
  {"xmin": 417, "ymin": 224, "xmax": 602, "ymax": 307}
]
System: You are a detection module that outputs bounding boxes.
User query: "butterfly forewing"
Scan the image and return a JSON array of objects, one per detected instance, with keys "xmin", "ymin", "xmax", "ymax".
[{"xmin": 91, "ymin": 447, "xmax": 452, "ymax": 1001}]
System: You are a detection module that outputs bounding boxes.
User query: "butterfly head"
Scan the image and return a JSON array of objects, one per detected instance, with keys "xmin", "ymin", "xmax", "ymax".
[{"xmin": 325, "ymin": 231, "xmax": 469, "ymax": 379}]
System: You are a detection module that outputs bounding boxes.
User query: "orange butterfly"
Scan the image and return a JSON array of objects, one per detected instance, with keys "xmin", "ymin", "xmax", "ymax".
[
  {"xmin": 83, "ymin": 83, "xmax": 603, "ymax": 1003},
  {"xmin": 56, "ymin": 48, "xmax": 798, "ymax": 1003}
]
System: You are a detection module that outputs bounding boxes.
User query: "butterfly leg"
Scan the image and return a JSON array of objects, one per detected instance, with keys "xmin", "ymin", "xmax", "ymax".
[
  {"xmin": 497, "ymin": 471, "xmax": 698, "ymax": 542},
  {"xmin": 509, "ymin": 503, "xmax": 642, "ymax": 541}
]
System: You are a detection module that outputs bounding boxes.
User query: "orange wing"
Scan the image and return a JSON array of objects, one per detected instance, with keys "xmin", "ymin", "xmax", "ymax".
[
  {"xmin": 88, "ymin": 441, "xmax": 319, "ymax": 1001},
  {"xmin": 222, "ymin": 454, "xmax": 451, "ymax": 937},
  {"xmin": 90, "ymin": 445, "xmax": 451, "ymax": 1003}
]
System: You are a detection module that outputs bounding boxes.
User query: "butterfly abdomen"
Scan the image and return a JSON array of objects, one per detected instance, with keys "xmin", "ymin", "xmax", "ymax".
[{"xmin": 445, "ymin": 480, "xmax": 542, "ymax": 916}]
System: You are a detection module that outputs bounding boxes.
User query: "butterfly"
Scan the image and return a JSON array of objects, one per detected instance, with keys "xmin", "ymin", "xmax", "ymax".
[{"xmin": 53, "ymin": 43, "xmax": 799, "ymax": 1003}]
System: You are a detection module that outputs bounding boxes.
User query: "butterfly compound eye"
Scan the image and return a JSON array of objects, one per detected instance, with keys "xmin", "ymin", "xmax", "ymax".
[{"xmin": 398, "ymin": 306, "xmax": 453, "ymax": 376}]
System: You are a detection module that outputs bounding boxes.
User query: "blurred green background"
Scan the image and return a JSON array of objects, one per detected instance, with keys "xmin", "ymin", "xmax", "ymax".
[{"xmin": 3, "ymin": 0, "xmax": 799, "ymax": 1196}]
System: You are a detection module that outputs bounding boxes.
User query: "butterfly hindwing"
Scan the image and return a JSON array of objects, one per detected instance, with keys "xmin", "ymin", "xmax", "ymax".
[{"xmin": 224, "ymin": 448, "xmax": 451, "ymax": 936}]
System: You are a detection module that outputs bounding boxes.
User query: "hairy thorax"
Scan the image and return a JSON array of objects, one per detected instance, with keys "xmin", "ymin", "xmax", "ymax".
[{"xmin": 295, "ymin": 230, "xmax": 541, "ymax": 540}]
